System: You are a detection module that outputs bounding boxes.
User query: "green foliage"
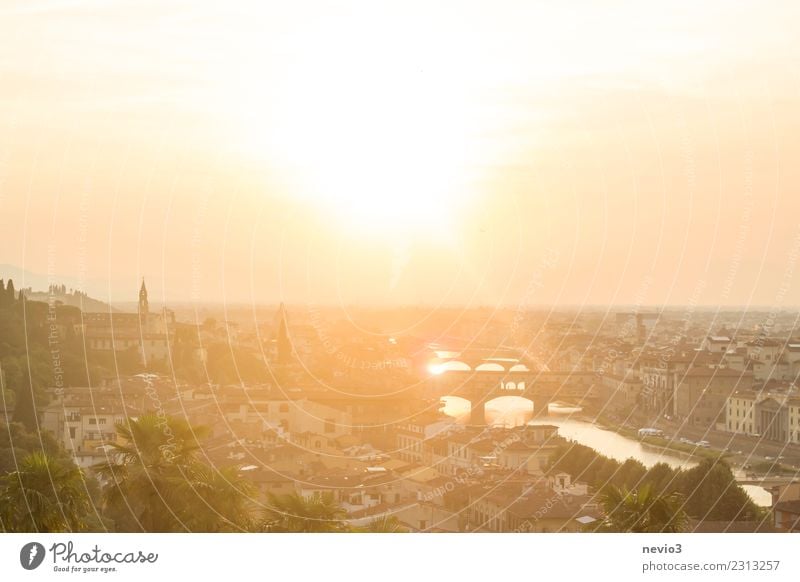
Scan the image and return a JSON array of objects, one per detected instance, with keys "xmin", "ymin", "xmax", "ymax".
[
  {"xmin": 0, "ymin": 421, "xmax": 71, "ymax": 474},
  {"xmin": 549, "ymin": 443, "xmax": 763, "ymax": 522},
  {"xmin": 262, "ymin": 492, "xmax": 349, "ymax": 532},
  {"xmin": 360, "ymin": 515, "xmax": 407, "ymax": 533},
  {"xmin": 205, "ymin": 343, "xmax": 269, "ymax": 384},
  {"xmin": 0, "ymin": 451, "xmax": 92, "ymax": 532},
  {"xmin": 677, "ymin": 459, "xmax": 763, "ymax": 521},
  {"xmin": 11, "ymin": 383, "xmax": 38, "ymax": 432},
  {"xmin": 596, "ymin": 484, "xmax": 688, "ymax": 533},
  {"xmin": 0, "ymin": 294, "xmax": 97, "ymax": 422},
  {"xmin": 95, "ymin": 413, "xmax": 254, "ymax": 532}
]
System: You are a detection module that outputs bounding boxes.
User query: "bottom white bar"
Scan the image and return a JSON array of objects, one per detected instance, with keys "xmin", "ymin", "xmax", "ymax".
[{"xmin": 1, "ymin": 534, "xmax": 796, "ymax": 581}]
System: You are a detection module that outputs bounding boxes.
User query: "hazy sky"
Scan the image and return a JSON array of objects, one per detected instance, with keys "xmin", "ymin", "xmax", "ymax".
[{"xmin": 1, "ymin": 1, "xmax": 800, "ymax": 308}]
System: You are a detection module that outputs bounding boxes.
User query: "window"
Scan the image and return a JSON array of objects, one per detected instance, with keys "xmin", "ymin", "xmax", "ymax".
[
  {"xmin": 99, "ymin": 418, "xmax": 107, "ymax": 425},
  {"xmin": 69, "ymin": 427, "xmax": 76, "ymax": 439},
  {"xmin": 89, "ymin": 418, "xmax": 97, "ymax": 425}
]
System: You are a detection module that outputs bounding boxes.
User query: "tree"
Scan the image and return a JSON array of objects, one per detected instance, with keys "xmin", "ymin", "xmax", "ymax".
[
  {"xmin": 262, "ymin": 492, "xmax": 348, "ymax": 532},
  {"xmin": 677, "ymin": 458, "xmax": 763, "ymax": 521},
  {"xmin": 549, "ymin": 443, "xmax": 759, "ymax": 525},
  {"xmin": 95, "ymin": 413, "xmax": 205, "ymax": 532},
  {"xmin": 187, "ymin": 464, "xmax": 256, "ymax": 532},
  {"xmin": 0, "ymin": 451, "xmax": 92, "ymax": 532},
  {"xmin": 0, "ymin": 420, "xmax": 69, "ymax": 474},
  {"xmin": 615, "ymin": 458, "xmax": 648, "ymax": 490},
  {"xmin": 360, "ymin": 515, "xmax": 407, "ymax": 533},
  {"xmin": 11, "ymin": 382, "xmax": 38, "ymax": 432},
  {"xmin": 596, "ymin": 484, "xmax": 688, "ymax": 533},
  {"xmin": 94, "ymin": 413, "xmax": 253, "ymax": 532},
  {"xmin": 644, "ymin": 462, "xmax": 676, "ymax": 495},
  {"xmin": 6, "ymin": 279, "xmax": 15, "ymax": 303}
]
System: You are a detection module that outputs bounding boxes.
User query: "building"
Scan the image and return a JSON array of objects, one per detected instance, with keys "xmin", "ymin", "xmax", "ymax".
[
  {"xmin": 703, "ymin": 335, "xmax": 734, "ymax": 354},
  {"xmin": 726, "ymin": 391, "xmax": 758, "ymax": 435},
  {"xmin": 392, "ymin": 502, "xmax": 462, "ymax": 532},
  {"xmin": 674, "ymin": 368, "xmax": 752, "ymax": 428},
  {"xmin": 40, "ymin": 387, "xmax": 134, "ymax": 468},
  {"xmin": 82, "ymin": 280, "xmax": 172, "ymax": 365},
  {"xmin": 599, "ymin": 371, "xmax": 642, "ymax": 412},
  {"xmin": 639, "ymin": 351, "xmax": 724, "ymax": 418},
  {"xmin": 636, "ymin": 313, "xmax": 660, "ymax": 344},
  {"xmin": 466, "ymin": 478, "xmax": 599, "ymax": 533},
  {"xmin": 395, "ymin": 412, "xmax": 457, "ymax": 463},
  {"xmin": 773, "ymin": 500, "xmax": 800, "ymax": 532},
  {"xmin": 202, "ymin": 385, "xmax": 354, "ymax": 442},
  {"xmin": 725, "ymin": 387, "xmax": 800, "ymax": 444}
]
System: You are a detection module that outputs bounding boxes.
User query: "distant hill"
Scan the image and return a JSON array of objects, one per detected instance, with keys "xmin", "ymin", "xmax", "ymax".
[
  {"xmin": 21, "ymin": 289, "xmax": 118, "ymax": 313},
  {"xmin": 1, "ymin": 264, "xmax": 118, "ymax": 313}
]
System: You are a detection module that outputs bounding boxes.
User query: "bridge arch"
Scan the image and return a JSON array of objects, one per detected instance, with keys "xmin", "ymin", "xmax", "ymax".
[
  {"xmin": 484, "ymin": 395, "xmax": 534, "ymax": 427},
  {"xmin": 439, "ymin": 395, "xmax": 472, "ymax": 422},
  {"xmin": 475, "ymin": 362, "xmax": 506, "ymax": 372}
]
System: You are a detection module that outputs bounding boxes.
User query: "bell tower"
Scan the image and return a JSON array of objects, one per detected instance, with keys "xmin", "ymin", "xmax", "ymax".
[{"xmin": 138, "ymin": 278, "xmax": 149, "ymax": 326}]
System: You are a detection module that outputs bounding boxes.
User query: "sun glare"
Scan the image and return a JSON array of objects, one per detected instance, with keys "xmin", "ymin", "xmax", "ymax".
[
  {"xmin": 271, "ymin": 69, "xmax": 475, "ymax": 238},
  {"xmin": 235, "ymin": 16, "xmax": 489, "ymax": 239}
]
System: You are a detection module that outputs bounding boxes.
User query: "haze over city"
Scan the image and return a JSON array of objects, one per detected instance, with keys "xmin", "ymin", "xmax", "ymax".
[
  {"xmin": 4, "ymin": 0, "xmax": 800, "ymax": 560},
  {"xmin": 2, "ymin": 1, "xmax": 800, "ymax": 305}
]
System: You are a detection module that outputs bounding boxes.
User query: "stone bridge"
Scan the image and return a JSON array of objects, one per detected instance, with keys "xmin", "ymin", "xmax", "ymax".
[{"xmin": 424, "ymin": 348, "xmax": 598, "ymax": 424}]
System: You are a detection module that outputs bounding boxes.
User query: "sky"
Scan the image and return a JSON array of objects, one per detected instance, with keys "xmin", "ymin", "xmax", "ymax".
[{"xmin": 1, "ymin": 0, "xmax": 800, "ymax": 308}]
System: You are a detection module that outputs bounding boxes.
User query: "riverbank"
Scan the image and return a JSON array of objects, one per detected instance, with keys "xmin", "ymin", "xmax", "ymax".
[
  {"xmin": 570, "ymin": 402, "xmax": 800, "ymax": 473},
  {"xmin": 531, "ymin": 415, "xmax": 774, "ymax": 507},
  {"xmin": 577, "ymin": 411, "xmax": 725, "ymax": 462}
]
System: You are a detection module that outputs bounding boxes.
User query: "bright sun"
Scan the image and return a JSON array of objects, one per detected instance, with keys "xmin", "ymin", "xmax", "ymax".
[
  {"xmin": 270, "ymin": 70, "xmax": 475, "ymax": 238},
  {"xmin": 237, "ymin": 18, "xmax": 487, "ymax": 239}
]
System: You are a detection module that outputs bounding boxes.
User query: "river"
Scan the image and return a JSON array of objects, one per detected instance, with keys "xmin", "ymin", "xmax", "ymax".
[{"xmin": 441, "ymin": 396, "xmax": 772, "ymax": 507}]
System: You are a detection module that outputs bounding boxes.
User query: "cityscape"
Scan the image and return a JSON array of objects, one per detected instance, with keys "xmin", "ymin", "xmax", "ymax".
[
  {"xmin": 2, "ymin": 278, "xmax": 800, "ymax": 533},
  {"xmin": 2, "ymin": 0, "xmax": 800, "ymax": 557}
]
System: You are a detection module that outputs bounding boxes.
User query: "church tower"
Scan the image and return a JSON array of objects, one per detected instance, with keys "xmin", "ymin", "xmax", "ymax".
[{"xmin": 138, "ymin": 279, "xmax": 149, "ymax": 327}]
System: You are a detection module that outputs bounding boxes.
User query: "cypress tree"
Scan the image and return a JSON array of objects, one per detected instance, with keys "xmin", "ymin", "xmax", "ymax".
[{"xmin": 12, "ymin": 383, "xmax": 38, "ymax": 432}]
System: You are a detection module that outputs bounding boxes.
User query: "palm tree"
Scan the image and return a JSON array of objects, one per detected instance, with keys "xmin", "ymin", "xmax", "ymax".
[
  {"xmin": 187, "ymin": 464, "xmax": 256, "ymax": 532},
  {"xmin": 597, "ymin": 483, "xmax": 688, "ymax": 533},
  {"xmin": 94, "ymin": 413, "xmax": 214, "ymax": 532},
  {"xmin": 262, "ymin": 492, "xmax": 348, "ymax": 532},
  {"xmin": 0, "ymin": 451, "xmax": 91, "ymax": 532},
  {"xmin": 360, "ymin": 515, "xmax": 407, "ymax": 533}
]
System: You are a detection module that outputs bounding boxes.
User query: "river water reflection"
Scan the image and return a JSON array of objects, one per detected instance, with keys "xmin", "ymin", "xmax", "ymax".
[{"xmin": 441, "ymin": 397, "xmax": 771, "ymax": 507}]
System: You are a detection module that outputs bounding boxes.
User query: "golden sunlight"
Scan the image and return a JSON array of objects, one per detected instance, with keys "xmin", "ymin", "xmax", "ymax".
[
  {"xmin": 233, "ymin": 11, "xmax": 490, "ymax": 239},
  {"xmin": 267, "ymin": 67, "xmax": 475, "ymax": 237}
]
